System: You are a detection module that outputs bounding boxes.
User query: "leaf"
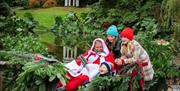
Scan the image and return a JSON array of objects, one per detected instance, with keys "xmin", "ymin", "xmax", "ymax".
[
  {"xmin": 49, "ymin": 76, "xmax": 56, "ymax": 82},
  {"xmin": 35, "ymin": 80, "xmax": 42, "ymax": 85}
]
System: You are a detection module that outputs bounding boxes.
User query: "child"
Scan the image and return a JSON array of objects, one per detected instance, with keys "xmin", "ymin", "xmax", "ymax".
[
  {"xmin": 99, "ymin": 62, "xmax": 113, "ymax": 77},
  {"xmin": 115, "ymin": 27, "xmax": 154, "ymax": 81},
  {"xmin": 106, "ymin": 25, "xmax": 122, "ymax": 59},
  {"xmin": 78, "ymin": 62, "xmax": 113, "ymax": 90},
  {"xmin": 115, "ymin": 27, "xmax": 154, "ymax": 90}
]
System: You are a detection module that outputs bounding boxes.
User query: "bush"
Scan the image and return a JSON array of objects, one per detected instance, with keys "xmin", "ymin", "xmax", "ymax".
[
  {"xmin": 41, "ymin": 0, "xmax": 48, "ymax": 4},
  {"xmin": 0, "ymin": 2, "xmax": 13, "ymax": 17},
  {"xmin": 134, "ymin": 17, "xmax": 180, "ymax": 90},
  {"xmin": 0, "ymin": 34, "xmax": 47, "ymax": 53},
  {"xmin": 172, "ymin": 23, "xmax": 180, "ymax": 53},
  {"xmin": 57, "ymin": 0, "xmax": 64, "ymax": 6},
  {"xmin": 14, "ymin": 0, "xmax": 29, "ymax": 7},
  {"xmin": 29, "ymin": 0, "xmax": 41, "ymax": 8},
  {"xmin": 42, "ymin": 0, "xmax": 57, "ymax": 8},
  {"xmin": 28, "ymin": 0, "xmax": 57, "ymax": 8},
  {"xmin": 79, "ymin": 0, "xmax": 98, "ymax": 7},
  {"xmin": 79, "ymin": 63, "xmax": 143, "ymax": 91},
  {"xmin": 0, "ymin": 14, "xmax": 38, "ymax": 37},
  {"xmin": 49, "ymin": 14, "xmax": 105, "ymax": 52}
]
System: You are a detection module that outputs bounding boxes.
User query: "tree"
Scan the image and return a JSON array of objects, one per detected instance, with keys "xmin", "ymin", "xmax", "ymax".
[
  {"xmin": 0, "ymin": 1, "xmax": 13, "ymax": 17},
  {"xmin": 160, "ymin": 0, "xmax": 180, "ymax": 53},
  {"xmin": 87, "ymin": 0, "xmax": 163, "ymax": 28}
]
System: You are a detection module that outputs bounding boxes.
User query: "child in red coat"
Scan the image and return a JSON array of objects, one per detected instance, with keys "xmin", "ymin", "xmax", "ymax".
[{"xmin": 115, "ymin": 27, "xmax": 154, "ymax": 90}]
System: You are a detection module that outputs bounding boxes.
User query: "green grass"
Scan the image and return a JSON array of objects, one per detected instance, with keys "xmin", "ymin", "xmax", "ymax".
[
  {"xmin": 38, "ymin": 32, "xmax": 55, "ymax": 44},
  {"xmin": 15, "ymin": 7, "xmax": 88, "ymax": 43},
  {"xmin": 15, "ymin": 7, "xmax": 88, "ymax": 27}
]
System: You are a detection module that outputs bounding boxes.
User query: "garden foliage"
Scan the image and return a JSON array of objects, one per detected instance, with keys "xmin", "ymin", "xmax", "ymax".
[{"xmin": 1, "ymin": 0, "xmax": 180, "ymax": 91}]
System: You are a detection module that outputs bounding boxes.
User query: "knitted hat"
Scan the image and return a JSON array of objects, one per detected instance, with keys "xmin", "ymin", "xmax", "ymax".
[
  {"xmin": 106, "ymin": 25, "xmax": 119, "ymax": 37},
  {"xmin": 100, "ymin": 62, "xmax": 112, "ymax": 73},
  {"xmin": 120, "ymin": 27, "xmax": 134, "ymax": 40}
]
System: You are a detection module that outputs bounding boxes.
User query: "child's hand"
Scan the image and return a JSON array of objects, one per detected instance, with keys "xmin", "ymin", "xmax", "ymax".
[
  {"xmin": 115, "ymin": 58, "xmax": 121, "ymax": 65},
  {"xmin": 115, "ymin": 58, "xmax": 125, "ymax": 65},
  {"xmin": 121, "ymin": 45, "xmax": 128, "ymax": 55}
]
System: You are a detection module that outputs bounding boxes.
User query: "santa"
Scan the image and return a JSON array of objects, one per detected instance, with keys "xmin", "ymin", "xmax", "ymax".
[{"xmin": 58, "ymin": 38, "xmax": 115, "ymax": 91}]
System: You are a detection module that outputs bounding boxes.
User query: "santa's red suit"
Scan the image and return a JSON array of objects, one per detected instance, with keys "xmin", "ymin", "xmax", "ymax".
[{"xmin": 58, "ymin": 38, "xmax": 115, "ymax": 91}]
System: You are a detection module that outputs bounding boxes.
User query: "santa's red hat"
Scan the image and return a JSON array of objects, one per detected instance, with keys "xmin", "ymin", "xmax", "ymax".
[{"xmin": 120, "ymin": 27, "xmax": 134, "ymax": 40}]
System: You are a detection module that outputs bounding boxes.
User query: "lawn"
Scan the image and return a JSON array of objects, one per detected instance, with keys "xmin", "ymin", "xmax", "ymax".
[
  {"xmin": 15, "ymin": 7, "xmax": 88, "ymax": 43},
  {"xmin": 15, "ymin": 7, "xmax": 88, "ymax": 27}
]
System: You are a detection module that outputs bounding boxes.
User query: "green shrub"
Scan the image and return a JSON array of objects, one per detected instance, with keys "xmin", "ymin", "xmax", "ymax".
[
  {"xmin": 0, "ymin": 2, "xmax": 13, "ymax": 17},
  {"xmin": 0, "ymin": 34, "xmax": 47, "ymax": 53},
  {"xmin": 0, "ymin": 13, "xmax": 38, "ymax": 37},
  {"xmin": 14, "ymin": 0, "xmax": 29, "ymax": 8},
  {"xmin": 14, "ymin": 61, "xmax": 67, "ymax": 91},
  {"xmin": 50, "ymin": 14, "xmax": 105, "ymax": 52},
  {"xmin": 56, "ymin": 0, "xmax": 64, "ymax": 6},
  {"xmin": 79, "ymin": 64, "xmax": 143, "ymax": 91},
  {"xmin": 135, "ymin": 17, "xmax": 180, "ymax": 90},
  {"xmin": 86, "ymin": 0, "xmax": 162, "ymax": 28}
]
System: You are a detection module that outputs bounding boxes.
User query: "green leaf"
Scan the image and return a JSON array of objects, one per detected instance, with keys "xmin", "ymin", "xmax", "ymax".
[
  {"xmin": 35, "ymin": 80, "xmax": 42, "ymax": 85},
  {"xmin": 49, "ymin": 76, "xmax": 56, "ymax": 82}
]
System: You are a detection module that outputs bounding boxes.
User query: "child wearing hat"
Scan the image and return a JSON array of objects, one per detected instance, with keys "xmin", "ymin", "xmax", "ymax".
[
  {"xmin": 99, "ymin": 62, "xmax": 113, "ymax": 77},
  {"xmin": 106, "ymin": 25, "xmax": 122, "ymax": 59},
  {"xmin": 115, "ymin": 27, "xmax": 154, "ymax": 89}
]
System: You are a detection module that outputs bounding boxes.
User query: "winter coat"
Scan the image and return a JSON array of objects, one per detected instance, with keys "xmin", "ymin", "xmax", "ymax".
[
  {"xmin": 106, "ymin": 36, "xmax": 122, "ymax": 59},
  {"xmin": 120, "ymin": 40, "xmax": 154, "ymax": 81},
  {"xmin": 65, "ymin": 38, "xmax": 115, "ymax": 81}
]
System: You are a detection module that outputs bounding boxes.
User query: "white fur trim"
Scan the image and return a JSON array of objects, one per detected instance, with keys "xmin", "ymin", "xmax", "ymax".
[
  {"xmin": 90, "ymin": 38, "xmax": 109, "ymax": 57},
  {"xmin": 65, "ymin": 60, "xmax": 88, "ymax": 77},
  {"xmin": 85, "ymin": 64, "xmax": 99, "ymax": 81}
]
